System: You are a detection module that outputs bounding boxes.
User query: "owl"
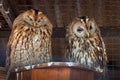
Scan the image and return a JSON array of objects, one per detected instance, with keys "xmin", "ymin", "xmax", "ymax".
[
  {"xmin": 6, "ymin": 9, "xmax": 53, "ymax": 70},
  {"xmin": 65, "ymin": 16, "xmax": 107, "ymax": 72}
]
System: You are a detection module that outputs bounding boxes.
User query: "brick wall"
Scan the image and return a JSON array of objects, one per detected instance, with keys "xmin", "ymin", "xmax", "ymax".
[{"xmin": 77, "ymin": 0, "xmax": 120, "ymax": 27}]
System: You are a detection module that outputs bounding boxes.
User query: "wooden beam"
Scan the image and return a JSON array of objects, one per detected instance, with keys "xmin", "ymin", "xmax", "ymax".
[
  {"xmin": 0, "ymin": 0, "xmax": 14, "ymax": 29},
  {"xmin": 54, "ymin": 0, "xmax": 63, "ymax": 27},
  {"xmin": 44, "ymin": 0, "xmax": 51, "ymax": 16},
  {"xmin": 76, "ymin": 0, "xmax": 81, "ymax": 17}
]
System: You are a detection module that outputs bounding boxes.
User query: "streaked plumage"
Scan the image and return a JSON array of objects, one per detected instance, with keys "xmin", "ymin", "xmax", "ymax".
[
  {"xmin": 6, "ymin": 9, "xmax": 53, "ymax": 70},
  {"xmin": 65, "ymin": 17, "xmax": 107, "ymax": 72}
]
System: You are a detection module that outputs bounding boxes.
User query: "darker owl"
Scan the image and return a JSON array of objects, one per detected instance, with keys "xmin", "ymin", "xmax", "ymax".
[{"xmin": 65, "ymin": 17, "xmax": 107, "ymax": 72}]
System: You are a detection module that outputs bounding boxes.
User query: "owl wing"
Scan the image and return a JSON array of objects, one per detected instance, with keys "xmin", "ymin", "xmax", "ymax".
[
  {"xmin": 6, "ymin": 44, "xmax": 11, "ymax": 71},
  {"xmin": 6, "ymin": 22, "xmax": 22, "ymax": 70},
  {"xmin": 96, "ymin": 33, "xmax": 108, "ymax": 79},
  {"xmin": 6, "ymin": 33, "xmax": 14, "ymax": 79},
  {"xmin": 6, "ymin": 26, "xmax": 15, "ymax": 70},
  {"xmin": 93, "ymin": 33, "xmax": 107, "ymax": 68}
]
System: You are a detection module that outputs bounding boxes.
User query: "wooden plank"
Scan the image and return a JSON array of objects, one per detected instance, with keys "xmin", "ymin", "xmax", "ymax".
[
  {"xmin": 70, "ymin": 68, "xmax": 95, "ymax": 80},
  {"xmin": 9, "ymin": 66, "xmax": 96, "ymax": 80},
  {"xmin": 32, "ymin": 68, "xmax": 70, "ymax": 80},
  {"xmin": 23, "ymin": 70, "xmax": 32, "ymax": 80}
]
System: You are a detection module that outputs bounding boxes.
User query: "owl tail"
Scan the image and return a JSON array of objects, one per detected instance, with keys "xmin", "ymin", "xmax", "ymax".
[
  {"xmin": 98, "ymin": 63, "xmax": 108, "ymax": 80},
  {"xmin": 6, "ymin": 70, "xmax": 10, "ymax": 80},
  {"xmin": 103, "ymin": 64, "xmax": 109, "ymax": 80}
]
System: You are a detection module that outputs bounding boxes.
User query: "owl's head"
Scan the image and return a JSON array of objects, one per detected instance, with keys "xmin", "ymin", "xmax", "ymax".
[
  {"xmin": 69, "ymin": 16, "xmax": 100, "ymax": 38},
  {"xmin": 22, "ymin": 9, "xmax": 51, "ymax": 28}
]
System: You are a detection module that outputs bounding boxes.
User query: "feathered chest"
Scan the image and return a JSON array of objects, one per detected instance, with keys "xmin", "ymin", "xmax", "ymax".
[
  {"xmin": 8, "ymin": 26, "xmax": 51, "ymax": 52},
  {"xmin": 69, "ymin": 38, "xmax": 103, "ymax": 60},
  {"xmin": 70, "ymin": 38, "xmax": 90, "ymax": 51}
]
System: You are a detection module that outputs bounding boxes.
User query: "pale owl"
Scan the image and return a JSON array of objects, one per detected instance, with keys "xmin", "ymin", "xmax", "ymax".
[
  {"xmin": 6, "ymin": 9, "xmax": 53, "ymax": 70},
  {"xmin": 65, "ymin": 16, "xmax": 107, "ymax": 72}
]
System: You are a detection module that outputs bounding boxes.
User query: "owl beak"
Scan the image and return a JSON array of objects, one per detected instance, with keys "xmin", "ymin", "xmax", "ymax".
[
  {"xmin": 86, "ymin": 33, "xmax": 90, "ymax": 38},
  {"xmin": 33, "ymin": 22, "xmax": 37, "ymax": 27}
]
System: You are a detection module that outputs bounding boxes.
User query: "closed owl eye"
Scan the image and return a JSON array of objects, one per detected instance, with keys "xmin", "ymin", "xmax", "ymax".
[
  {"xmin": 30, "ymin": 18, "xmax": 33, "ymax": 21},
  {"xmin": 37, "ymin": 19, "xmax": 41, "ymax": 22},
  {"xmin": 28, "ymin": 16, "xmax": 33, "ymax": 21},
  {"xmin": 77, "ymin": 27, "xmax": 84, "ymax": 32}
]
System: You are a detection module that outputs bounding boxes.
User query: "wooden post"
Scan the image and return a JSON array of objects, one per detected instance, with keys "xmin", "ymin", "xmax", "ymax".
[{"xmin": 8, "ymin": 62, "xmax": 102, "ymax": 80}]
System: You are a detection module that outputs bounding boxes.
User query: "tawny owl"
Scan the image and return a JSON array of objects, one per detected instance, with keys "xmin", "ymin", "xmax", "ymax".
[
  {"xmin": 65, "ymin": 16, "xmax": 107, "ymax": 72},
  {"xmin": 6, "ymin": 9, "xmax": 53, "ymax": 70}
]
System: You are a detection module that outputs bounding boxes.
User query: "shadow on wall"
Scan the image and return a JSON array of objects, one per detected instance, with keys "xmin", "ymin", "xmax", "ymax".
[{"xmin": 0, "ymin": 50, "xmax": 6, "ymax": 67}]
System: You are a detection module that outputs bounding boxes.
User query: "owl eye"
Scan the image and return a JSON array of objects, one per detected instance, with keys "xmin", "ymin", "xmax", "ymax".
[
  {"xmin": 77, "ymin": 27, "xmax": 84, "ymax": 32},
  {"xmin": 30, "ymin": 18, "xmax": 33, "ymax": 21},
  {"xmin": 90, "ymin": 25, "xmax": 92, "ymax": 30},
  {"xmin": 37, "ymin": 19, "xmax": 41, "ymax": 22},
  {"xmin": 28, "ymin": 16, "xmax": 33, "ymax": 21}
]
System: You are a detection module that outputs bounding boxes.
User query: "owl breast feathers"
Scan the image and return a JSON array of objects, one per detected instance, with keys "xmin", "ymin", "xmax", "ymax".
[
  {"xmin": 6, "ymin": 9, "xmax": 53, "ymax": 70},
  {"xmin": 65, "ymin": 17, "xmax": 107, "ymax": 72}
]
